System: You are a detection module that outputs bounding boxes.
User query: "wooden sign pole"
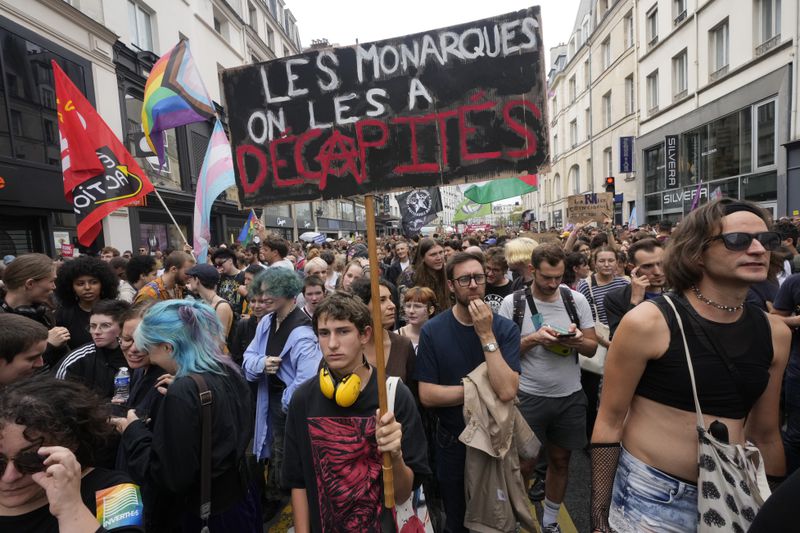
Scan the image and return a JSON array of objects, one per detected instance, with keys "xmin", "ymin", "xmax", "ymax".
[{"xmin": 364, "ymin": 194, "xmax": 395, "ymax": 508}]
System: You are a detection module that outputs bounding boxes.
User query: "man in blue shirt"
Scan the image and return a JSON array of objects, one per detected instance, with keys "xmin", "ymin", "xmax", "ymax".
[{"xmin": 415, "ymin": 251, "xmax": 521, "ymax": 533}]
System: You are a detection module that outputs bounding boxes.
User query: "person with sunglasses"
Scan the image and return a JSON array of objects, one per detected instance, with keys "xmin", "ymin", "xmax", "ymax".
[
  {"xmin": 55, "ymin": 299, "xmax": 131, "ymax": 400},
  {"xmin": 590, "ymin": 199, "xmax": 790, "ymax": 533},
  {"xmin": 0, "ymin": 376, "xmax": 144, "ymax": 532},
  {"xmin": 211, "ymin": 248, "xmax": 246, "ymax": 317}
]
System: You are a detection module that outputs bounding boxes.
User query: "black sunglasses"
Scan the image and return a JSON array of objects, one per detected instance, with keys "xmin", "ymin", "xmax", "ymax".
[
  {"xmin": 709, "ymin": 231, "xmax": 781, "ymax": 252},
  {"xmin": 0, "ymin": 437, "xmax": 46, "ymax": 475}
]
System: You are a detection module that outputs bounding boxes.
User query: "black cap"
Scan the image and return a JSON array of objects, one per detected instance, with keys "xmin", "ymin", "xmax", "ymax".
[{"xmin": 186, "ymin": 263, "xmax": 219, "ymax": 286}]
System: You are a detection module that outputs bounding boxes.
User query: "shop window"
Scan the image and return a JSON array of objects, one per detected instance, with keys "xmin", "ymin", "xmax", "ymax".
[
  {"xmin": 755, "ymin": 99, "xmax": 776, "ymax": 168},
  {"xmin": 742, "ymin": 172, "xmax": 777, "ymax": 202},
  {"xmin": 644, "ymin": 144, "xmax": 665, "ymax": 194}
]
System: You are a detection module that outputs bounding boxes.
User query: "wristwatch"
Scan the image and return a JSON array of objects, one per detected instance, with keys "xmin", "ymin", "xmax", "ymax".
[{"xmin": 482, "ymin": 342, "xmax": 498, "ymax": 353}]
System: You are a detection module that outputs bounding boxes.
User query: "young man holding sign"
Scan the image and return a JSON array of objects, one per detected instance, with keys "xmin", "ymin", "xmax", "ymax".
[{"xmin": 282, "ymin": 292, "xmax": 429, "ymax": 532}]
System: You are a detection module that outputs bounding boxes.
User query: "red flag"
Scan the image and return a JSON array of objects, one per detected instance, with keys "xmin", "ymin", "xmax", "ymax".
[{"xmin": 52, "ymin": 61, "xmax": 154, "ymax": 246}]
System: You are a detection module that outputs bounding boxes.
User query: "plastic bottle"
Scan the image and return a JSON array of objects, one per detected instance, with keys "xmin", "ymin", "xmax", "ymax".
[{"xmin": 112, "ymin": 367, "xmax": 131, "ymax": 403}]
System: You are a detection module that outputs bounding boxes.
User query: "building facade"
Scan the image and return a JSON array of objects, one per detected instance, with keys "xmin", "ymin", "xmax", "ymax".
[
  {"xmin": 637, "ymin": 0, "xmax": 796, "ymax": 223},
  {"xmin": 530, "ymin": 0, "xmax": 639, "ymax": 230}
]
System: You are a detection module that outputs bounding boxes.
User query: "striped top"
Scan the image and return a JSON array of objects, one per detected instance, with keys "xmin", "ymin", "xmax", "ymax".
[{"xmin": 576, "ymin": 276, "xmax": 630, "ymax": 326}]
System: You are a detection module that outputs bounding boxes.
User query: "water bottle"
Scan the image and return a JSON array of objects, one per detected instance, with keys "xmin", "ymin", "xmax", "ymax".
[{"xmin": 112, "ymin": 367, "xmax": 131, "ymax": 404}]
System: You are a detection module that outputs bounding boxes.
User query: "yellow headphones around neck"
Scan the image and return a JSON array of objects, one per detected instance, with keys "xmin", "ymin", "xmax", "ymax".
[{"xmin": 319, "ymin": 356, "xmax": 369, "ymax": 408}]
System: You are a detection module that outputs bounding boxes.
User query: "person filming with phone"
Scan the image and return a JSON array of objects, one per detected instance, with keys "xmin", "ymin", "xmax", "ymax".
[{"xmin": 499, "ymin": 243, "xmax": 597, "ymax": 533}]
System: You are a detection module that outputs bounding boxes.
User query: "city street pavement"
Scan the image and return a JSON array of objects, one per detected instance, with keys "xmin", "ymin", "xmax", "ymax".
[{"xmin": 266, "ymin": 449, "xmax": 592, "ymax": 532}]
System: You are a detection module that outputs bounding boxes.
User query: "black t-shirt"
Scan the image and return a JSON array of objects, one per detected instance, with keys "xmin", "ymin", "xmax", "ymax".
[
  {"xmin": 484, "ymin": 282, "xmax": 513, "ymax": 313},
  {"xmin": 282, "ymin": 370, "xmax": 430, "ymax": 532},
  {"xmin": 55, "ymin": 305, "xmax": 92, "ymax": 350},
  {"xmin": 217, "ymin": 271, "xmax": 246, "ymax": 315},
  {"xmin": 0, "ymin": 468, "xmax": 144, "ymax": 533},
  {"xmin": 414, "ymin": 309, "xmax": 521, "ymax": 437}
]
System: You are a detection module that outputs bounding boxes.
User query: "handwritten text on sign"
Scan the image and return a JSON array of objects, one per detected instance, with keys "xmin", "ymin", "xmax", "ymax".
[
  {"xmin": 567, "ymin": 193, "xmax": 614, "ymax": 224},
  {"xmin": 222, "ymin": 7, "xmax": 548, "ymax": 205}
]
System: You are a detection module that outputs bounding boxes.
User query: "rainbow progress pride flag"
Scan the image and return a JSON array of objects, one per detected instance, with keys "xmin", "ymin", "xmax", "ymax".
[
  {"xmin": 238, "ymin": 210, "xmax": 258, "ymax": 245},
  {"xmin": 142, "ymin": 39, "xmax": 215, "ymax": 167}
]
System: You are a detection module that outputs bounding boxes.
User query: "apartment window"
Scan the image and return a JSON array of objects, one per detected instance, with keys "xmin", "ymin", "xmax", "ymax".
[
  {"xmin": 569, "ymin": 165, "xmax": 581, "ymax": 194},
  {"xmin": 584, "ymin": 60, "xmax": 590, "ymax": 89},
  {"xmin": 602, "ymin": 91, "xmax": 612, "ymax": 128},
  {"xmin": 601, "ymin": 37, "xmax": 611, "ymax": 70},
  {"xmin": 646, "ymin": 70, "xmax": 659, "ymax": 113},
  {"xmin": 625, "ymin": 74, "xmax": 635, "ymax": 115},
  {"xmin": 673, "ymin": 0, "xmax": 687, "ymax": 25},
  {"xmin": 128, "ymin": 0, "xmax": 153, "ymax": 51},
  {"xmin": 569, "ymin": 75, "xmax": 577, "ymax": 102},
  {"xmin": 646, "ymin": 7, "xmax": 658, "ymax": 48},
  {"xmin": 582, "ymin": 20, "xmax": 590, "ymax": 44},
  {"xmin": 212, "ymin": 7, "xmax": 229, "ymax": 40},
  {"xmin": 585, "ymin": 108, "xmax": 592, "ymax": 139},
  {"xmin": 755, "ymin": 99, "xmax": 776, "ymax": 168},
  {"xmin": 604, "ymin": 147, "xmax": 613, "ymax": 178},
  {"xmin": 709, "ymin": 20, "xmax": 729, "ymax": 80},
  {"xmin": 266, "ymin": 25, "xmax": 275, "ymax": 50},
  {"xmin": 553, "ymin": 134, "xmax": 559, "ymax": 157},
  {"xmin": 757, "ymin": 0, "xmax": 781, "ymax": 52},
  {"xmin": 554, "ymin": 174, "xmax": 561, "ymax": 200},
  {"xmin": 586, "ymin": 158, "xmax": 593, "ymax": 190},
  {"xmin": 672, "ymin": 50, "xmax": 688, "ymax": 99},
  {"xmin": 248, "ymin": 2, "xmax": 257, "ymax": 29},
  {"xmin": 570, "ymin": 119, "xmax": 578, "ymax": 148},
  {"xmin": 624, "ymin": 11, "xmax": 634, "ymax": 49},
  {"xmin": 552, "ymin": 95, "xmax": 558, "ymax": 116}
]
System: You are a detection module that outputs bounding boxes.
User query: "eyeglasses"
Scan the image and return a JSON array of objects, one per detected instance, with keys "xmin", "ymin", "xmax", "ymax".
[
  {"xmin": 0, "ymin": 437, "xmax": 46, "ymax": 475},
  {"xmin": 87, "ymin": 322, "xmax": 115, "ymax": 332},
  {"xmin": 453, "ymin": 274, "xmax": 487, "ymax": 287},
  {"xmin": 709, "ymin": 231, "xmax": 781, "ymax": 252},
  {"xmin": 214, "ymin": 259, "xmax": 230, "ymax": 268}
]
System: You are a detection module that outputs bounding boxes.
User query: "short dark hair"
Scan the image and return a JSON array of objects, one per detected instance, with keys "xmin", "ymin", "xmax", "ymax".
[
  {"xmin": 531, "ymin": 244, "xmax": 566, "ymax": 270},
  {"xmin": 0, "ymin": 314, "xmax": 48, "ymax": 363},
  {"xmin": 125, "ymin": 255, "xmax": 157, "ymax": 285},
  {"xmin": 211, "ymin": 248, "xmax": 236, "ymax": 263},
  {"xmin": 303, "ymin": 275, "xmax": 326, "ymax": 294},
  {"xmin": 627, "ymin": 238, "xmax": 664, "ymax": 265},
  {"xmin": 91, "ymin": 299, "xmax": 131, "ymax": 325},
  {"xmin": 350, "ymin": 277, "xmax": 396, "ymax": 306},
  {"xmin": 109, "ymin": 256, "xmax": 127, "ymax": 271},
  {"xmin": 774, "ymin": 221, "xmax": 799, "ymax": 247},
  {"xmin": 313, "ymin": 291, "xmax": 372, "ymax": 334},
  {"xmin": 463, "ymin": 237, "xmax": 480, "ymax": 247},
  {"xmin": 445, "ymin": 252, "xmax": 485, "ymax": 280},
  {"xmin": 320, "ymin": 250, "xmax": 335, "ymax": 265},
  {"xmin": 263, "ymin": 237, "xmax": 288, "ymax": 258},
  {"xmin": 246, "ymin": 245, "xmax": 260, "ymax": 255},
  {"xmin": 484, "ymin": 247, "xmax": 508, "ymax": 271},
  {"xmin": 244, "ymin": 264, "xmax": 265, "ymax": 276},
  {"xmin": 658, "ymin": 219, "xmax": 673, "ymax": 232}
]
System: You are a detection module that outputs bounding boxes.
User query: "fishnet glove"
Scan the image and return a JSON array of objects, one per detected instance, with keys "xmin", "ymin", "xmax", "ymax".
[{"xmin": 590, "ymin": 443, "xmax": 621, "ymax": 533}]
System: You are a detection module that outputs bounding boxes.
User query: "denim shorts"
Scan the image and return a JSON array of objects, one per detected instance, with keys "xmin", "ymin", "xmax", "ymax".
[{"xmin": 609, "ymin": 446, "xmax": 698, "ymax": 533}]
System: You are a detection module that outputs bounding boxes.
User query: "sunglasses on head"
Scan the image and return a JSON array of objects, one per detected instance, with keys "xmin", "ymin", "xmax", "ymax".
[
  {"xmin": 709, "ymin": 231, "xmax": 781, "ymax": 252},
  {"xmin": 0, "ymin": 437, "xmax": 46, "ymax": 475}
]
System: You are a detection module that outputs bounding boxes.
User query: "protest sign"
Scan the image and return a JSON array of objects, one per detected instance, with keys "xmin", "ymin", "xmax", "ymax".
[
  {"xmin": 222, "ymin": 6, "xmax": 548, "ymax": 207},
  {"xmin": 566, "ymin": 193, "xmax": 613, "ymax": 223}
]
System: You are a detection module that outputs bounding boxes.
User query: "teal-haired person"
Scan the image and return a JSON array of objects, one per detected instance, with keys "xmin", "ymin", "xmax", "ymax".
[{"xmin": 113, "ymin": 299, "xmax": 260, "ymax": 532}]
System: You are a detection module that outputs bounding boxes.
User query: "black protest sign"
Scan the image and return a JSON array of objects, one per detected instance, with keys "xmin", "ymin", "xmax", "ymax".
[{"xmin": 222, "ymin": 6, "xmax": 548, "ymax": 207}]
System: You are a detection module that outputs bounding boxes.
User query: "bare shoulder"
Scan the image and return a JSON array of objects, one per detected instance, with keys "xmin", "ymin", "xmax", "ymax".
[
  {"xmin": 613, "ymin": 300, "xmax": 670, "ymax": 359},
  {"xmin": 766, "ymin": 312, "xmax": 791, "ymax": 361},
  {"xmin": 619, "ymin": 299, "xmax": 667, "ymax": 330}
]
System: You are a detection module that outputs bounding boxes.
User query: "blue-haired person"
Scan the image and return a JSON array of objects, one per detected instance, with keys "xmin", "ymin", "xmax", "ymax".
[
  {"xmin": 242, "ymin": 267, "xmax": 321, "ymax": 519},
  {"xmin": 111, "ymin": 299, "xmax": 260, "ymax": 532}
]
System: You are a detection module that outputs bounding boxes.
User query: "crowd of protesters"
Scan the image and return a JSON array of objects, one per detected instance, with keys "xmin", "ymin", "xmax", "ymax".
[{"xmin": 2, "ymin": 199, "xmax": 800, "ymax": 532}]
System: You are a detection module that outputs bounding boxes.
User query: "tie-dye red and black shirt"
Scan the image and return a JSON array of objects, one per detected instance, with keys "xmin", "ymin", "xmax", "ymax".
[{"xmin": 282, "ymin": 369, "xmax": 430, "ymax": 532}]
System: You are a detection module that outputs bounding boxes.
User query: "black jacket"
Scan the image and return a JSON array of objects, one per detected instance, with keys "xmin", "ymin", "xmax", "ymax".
[
  {"xmin": 54, "ymin": 343, "xmax": 127, "ymax": 399},
  {"xmin": 121, "ymin": 366, "xmax": 253, "ymax": 527},
  {"xmin": 0, "ymin": 298, "xmax": 68, "ymax": 368}
]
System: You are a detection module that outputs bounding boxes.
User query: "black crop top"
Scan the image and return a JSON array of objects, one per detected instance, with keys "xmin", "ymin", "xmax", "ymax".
[{"xmin": 635, "ymin": 294, "xmax": 773, "ymax": 419}]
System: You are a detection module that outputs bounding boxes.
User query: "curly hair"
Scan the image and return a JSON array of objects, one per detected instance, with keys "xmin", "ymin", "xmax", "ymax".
[
  {"xmin": 0, "ymin": 377, "xmax": 115, "ymax": 466},
  {"xmin": 54, "ymin": 256, "xmax": 118, "ymax": 305}
]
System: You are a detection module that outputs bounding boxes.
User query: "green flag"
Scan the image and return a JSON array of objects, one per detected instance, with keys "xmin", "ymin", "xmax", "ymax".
[
  {"xmin": 453, "ymin": 198, "xmax": 493, "ymax": 223},
  {"xmin": 464, "ymin": 175, "xmax": 538, "ymax": 204}
]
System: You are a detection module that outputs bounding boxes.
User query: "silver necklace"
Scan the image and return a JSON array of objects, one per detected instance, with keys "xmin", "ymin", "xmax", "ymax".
[{"xmin": 691, "ymin": 285, "xmax": 744, "ymax": 313}]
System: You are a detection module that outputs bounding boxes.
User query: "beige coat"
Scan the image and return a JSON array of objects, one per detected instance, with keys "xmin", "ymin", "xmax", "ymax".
[{"xmin": 460, "ymin": 362, "xmax": 540, "ymax": 533}]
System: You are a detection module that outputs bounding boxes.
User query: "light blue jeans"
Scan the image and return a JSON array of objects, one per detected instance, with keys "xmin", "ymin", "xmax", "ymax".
[{"xmin": 609, "ymin": 446, "xmax": 698, "ymax": 533}]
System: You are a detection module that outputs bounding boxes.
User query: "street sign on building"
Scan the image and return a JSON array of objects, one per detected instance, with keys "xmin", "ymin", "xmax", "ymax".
[
  {"xmin": 222, "ymin": 7, "xmax": 548, "ymax": 207},
  {"xmin": 665, "ymin": 135, "xmax": 679, "ymax": 189},
  {"xmin": 619, "ymin": 136, "xmax": 634, "ymax": 173}
]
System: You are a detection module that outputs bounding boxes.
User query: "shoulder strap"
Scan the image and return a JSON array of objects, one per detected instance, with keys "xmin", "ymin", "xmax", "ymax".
[
  {"xmin": 188, "ymin": 374, "xmax": 213, "ymax": 530},
  {"xmin": 793, "ymin": 254, "xmax": 800, "ymax": 273},
  {"xmin": 587, "ymin": 275, "xmax": 601, "ymax": 322},
  {"xmin": 386, "ymin": 376, "xmax": 401, "ymax": 413},
  {"xmin": 661, "ymin": 294, "xmax": 705, "ymax": 429},
  {"xmin": 559, "ymin": 286, "xmax": 582, "ymax": 329},
  {"xmin": 512, "ymin": 289, "xmax": 527, "ymax": 330}
]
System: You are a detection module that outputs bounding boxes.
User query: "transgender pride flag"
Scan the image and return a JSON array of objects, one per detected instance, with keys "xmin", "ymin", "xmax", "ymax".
[{"xmin": 193, "ymin": 119, "xmax": 235, "ymax": 264}]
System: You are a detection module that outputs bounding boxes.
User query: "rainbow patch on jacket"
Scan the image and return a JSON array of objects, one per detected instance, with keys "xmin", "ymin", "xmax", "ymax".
[{"xmin": 95, "ymin": 483, "xmax": 144, "ymax": 529}]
